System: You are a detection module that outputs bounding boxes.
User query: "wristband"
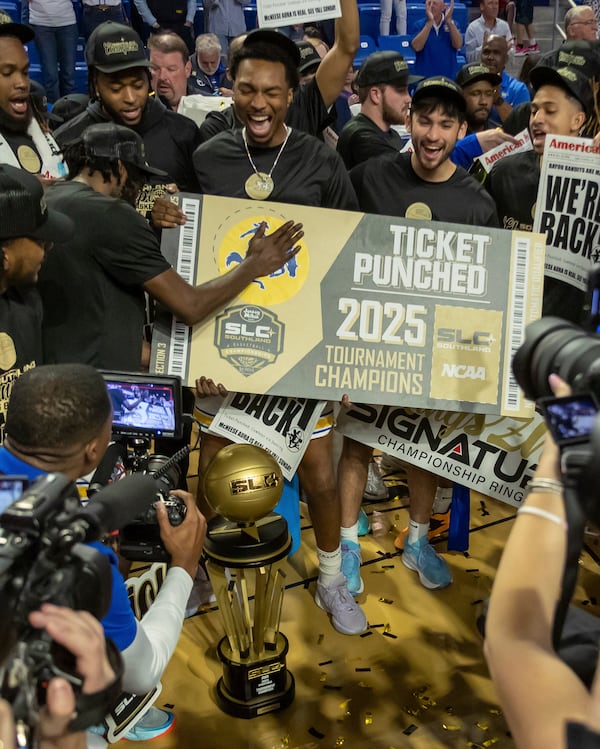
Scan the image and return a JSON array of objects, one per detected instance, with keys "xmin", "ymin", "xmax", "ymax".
[
  {"xmin": 517, "ymin": 505, "xmax": 567, "ymax": 530},
  {"xmin": 526, "ymin": 478, "xmax": 563, "ymax": 496}
]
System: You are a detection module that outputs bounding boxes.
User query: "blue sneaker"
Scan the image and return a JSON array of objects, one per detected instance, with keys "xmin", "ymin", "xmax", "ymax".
[
  {"xmin": 341, "ymin": 539, "xmax": 364, "ymax": 595},
  {"xmin": 124, "ymin": 707, "xmax": 175, "ymax": 741},
  {"xmin": 357, "ymin": 508, "xmax": 370, "ymax": 536},
  {"xmin": 402, "ymin": 537, "xmax": 452, "ymax": 589}
]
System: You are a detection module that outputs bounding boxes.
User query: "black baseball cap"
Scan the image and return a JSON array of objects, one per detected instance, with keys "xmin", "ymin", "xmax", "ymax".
[
  {"xmin": 411, "ymin": 76, "xmax": 466, "ymax": 111},
  {"xmin": 296, "ymin": 40, "xmax": 322, "ymax": 74},
  {"xmin": 0, "ymin": 9, "xmax": 34, "ymax": 43},
  {"xmin": 51, "ymin": 93, "xmax": 89, "ymax": 124},
  {"xmin": 0, "ymin": 164, "xmax": 73, "ymax": 242},
  {"xmin": 456, "ymin": 62, "xmax": 501, "ymax": 89},
  {"xmin": 530, "ymin": 64, "xmax": 593, "ymax": 116},
  {"xmin": 86, "ymin": 21, "xmax": 150, "ymax": 74},
  {"xmin": 355, "ymin": 50, "xmax": 423, "ymax": 87},
  {"xmin": 542, "ymin": 39, "xmax": 600, "ymax": 80},
  {"xmin": 77, "ymin": 123, "xmax": 167, "ymax": 176},
  {"xmin": 242, "ymin": 28, "xmax": 301, "ymax": 68}
]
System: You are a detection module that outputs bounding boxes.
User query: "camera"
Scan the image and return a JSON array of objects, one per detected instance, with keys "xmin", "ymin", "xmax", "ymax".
[
  {"xmin": 512, "ymin": 273, "xmax": 600, "ymax": 525},
  {"xmin": 98, "ymin": 371, "xmax": 189, "ymax": 563},
  {"xmin": 0, "ymin": 471, "xmax": 158, "ymax": 739}
]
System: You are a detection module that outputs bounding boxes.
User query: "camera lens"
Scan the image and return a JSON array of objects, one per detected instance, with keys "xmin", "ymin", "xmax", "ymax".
[{"xmin": 513, "ymin": 317, "xmax": 600, "ymax": 400}]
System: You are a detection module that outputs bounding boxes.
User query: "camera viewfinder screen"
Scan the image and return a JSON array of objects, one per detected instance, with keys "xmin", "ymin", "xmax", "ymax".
[
  {"xmin": 543, "ymin": 396, "xmax": 598, "ymax": 445},
  {"xmin": 107, "ymin": 380, "xmax": 177, "ymax": 437},
  {"xmin": 0, "ymin": 477, "xmax": 28, "ymax": 515}
]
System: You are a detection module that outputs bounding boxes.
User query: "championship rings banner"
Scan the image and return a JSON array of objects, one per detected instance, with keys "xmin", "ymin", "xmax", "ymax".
[{"xmin": 151, "ymin": 195, "xmax": 545, "ymax": 418}]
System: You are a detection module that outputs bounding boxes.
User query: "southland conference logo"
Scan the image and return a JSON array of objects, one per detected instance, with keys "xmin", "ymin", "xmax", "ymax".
[{"xmin": 215, "ymin": 305, "xmax": 284, "ymax": 376}]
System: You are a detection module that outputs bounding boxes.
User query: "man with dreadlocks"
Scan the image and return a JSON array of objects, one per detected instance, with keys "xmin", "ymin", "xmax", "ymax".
[
  {"xmin": 37, "ymin": 122, "xmax": 303, "ymax": 370},
  {"xmin": 54, "ymin": 21, "xmax": 202, "ymax": 215},
  {"xmin": 487, "ymin": 61, "xmax": 598, "ymax": 324}
]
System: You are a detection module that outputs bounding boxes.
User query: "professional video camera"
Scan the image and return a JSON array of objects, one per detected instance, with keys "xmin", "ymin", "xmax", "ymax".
[
  {"xmin": 512, "ymin": 273, "xmax": 600, "ymax": 525},
  {"xmin": 98, "ymin": 371, "xmax": 190, "ymax": 563},
  {"xmin": 0, "ymin": 471, "xmax": 158, "ymax": 743}
]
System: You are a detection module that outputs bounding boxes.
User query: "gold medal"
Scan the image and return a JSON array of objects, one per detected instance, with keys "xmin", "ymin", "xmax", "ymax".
[
  {"xmin": 405, "ymin": 202, "xmax": 432, "ymax": 221},
  {"xmin": 244, "ymin": 172, "xmax": 274, "ymax": 200},
  {"xmin": 0, "ymin": 333, "xmax": 17, "ymax": 371},
  {"xmin": 17, "ymin": 145, "xmax": 41, "ymax": 174}
]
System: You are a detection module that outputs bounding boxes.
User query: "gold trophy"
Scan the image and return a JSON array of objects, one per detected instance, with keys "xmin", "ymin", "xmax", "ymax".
[{"xmin": 202, "ymin": 444, "xmax": 294, "ymax": 718}]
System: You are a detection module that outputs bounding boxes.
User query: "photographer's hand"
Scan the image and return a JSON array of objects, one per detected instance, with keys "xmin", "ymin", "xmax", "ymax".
[
  {"xmin": 484, "ymin": 375, "xmax": 596, "ymax": 749},
  {"xmin": 29, "ymin": 605, "xmax": 116, "ymax": 749},
  {"xmin": 157, "ymin": 491, "xmax": 207, "ymax": 579}
]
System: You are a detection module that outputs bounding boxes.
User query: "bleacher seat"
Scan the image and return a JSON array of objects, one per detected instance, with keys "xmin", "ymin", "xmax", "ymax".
[
  {"xmin": 358, "ymin": 4, "xmax": 381, "ymax": 41},
  {"xmin": 75, "ymin": 36, "xmax": 86, "ymax": 65},
  {"xmin": 452, "ymin": 3, "xmax": 468, "ymax": 33},
  {"xmin": 193, "ymin": 7, "xmax": 205, "ymax": 37},
  {"xmin": 74, "ymin": 64, "xmax": 89, "ymax": 95},
  {"xmin": 243, "ymin": 5, "xmax": 257, "ymax": 30},
  {"xmin": 0, "ymin": 0, "xmax": 19, "ymax": 22},
  {"xmin": 377, "ymin": 34, "xmax": 416, "ymax": 60},
  {"xmin": 26, "ymin": 40, "xmax": 39, "ymax": 66},
  {"xmin": 354, "ymin": 34, "xmax": 377, "ymax": 66}
]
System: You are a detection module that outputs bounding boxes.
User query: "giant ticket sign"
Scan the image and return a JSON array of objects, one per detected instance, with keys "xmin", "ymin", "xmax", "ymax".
[{"xmin": 150, "ymin": 195, "xmax": 545, "ymax": 417}]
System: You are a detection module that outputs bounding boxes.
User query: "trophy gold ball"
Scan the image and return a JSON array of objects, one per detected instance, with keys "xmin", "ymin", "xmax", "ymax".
[{"xmin": 203, "ymin": 444, "xmax": 283, "ymax": 523}]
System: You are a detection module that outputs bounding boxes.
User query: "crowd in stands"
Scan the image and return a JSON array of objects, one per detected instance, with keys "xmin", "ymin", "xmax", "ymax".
[{"xmin": 0, "ymin": 0, "xmax": 600, "ymax": 746}]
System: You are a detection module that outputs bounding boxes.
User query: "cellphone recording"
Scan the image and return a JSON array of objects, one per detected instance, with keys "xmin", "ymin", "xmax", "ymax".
[{"xmin": 537, "ymin": 393, "xmax": 599, "ymax": 447}]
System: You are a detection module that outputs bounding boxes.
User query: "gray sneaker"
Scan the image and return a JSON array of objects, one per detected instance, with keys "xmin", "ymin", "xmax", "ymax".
[{"xmin": 315, "ymin": 573, "xmax": 368, "ymax": 635}]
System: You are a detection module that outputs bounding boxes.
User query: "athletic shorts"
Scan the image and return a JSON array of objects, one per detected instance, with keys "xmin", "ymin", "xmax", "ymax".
[
  {"xmin": 194, "ymin": 395, "xmax": 334, "ymax": 440},
  {"xmin": 515, "ymin": 0, "xmax": 533, "ymax": 26}
]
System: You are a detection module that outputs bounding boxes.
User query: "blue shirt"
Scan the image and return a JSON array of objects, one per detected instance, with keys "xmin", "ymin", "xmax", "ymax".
[
  {"xmin": 413, "ymin": 19, "xmax": 460, "ymax": 79},
  {"xmin": 0, "ymin": 447, "xmax": 137, "ymax": 651},
  {"xmin": 491, "ymin": 69, "xmax": 530, "ymax": 121}
]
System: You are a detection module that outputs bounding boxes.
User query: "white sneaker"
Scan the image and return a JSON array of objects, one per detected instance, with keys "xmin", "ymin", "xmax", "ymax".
[
  {"xmin": 185, "ymin": 563, "xmax": 216, "ymax": 617},
  {"xmin": 315, "ymin": 573, "xmax": 367, "ymax": 635}
]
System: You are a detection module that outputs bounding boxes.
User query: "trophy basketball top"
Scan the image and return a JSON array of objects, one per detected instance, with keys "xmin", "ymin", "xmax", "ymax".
[{"xmin": 203, "ymin": 444, "xmax": 283, "ymax": 524}]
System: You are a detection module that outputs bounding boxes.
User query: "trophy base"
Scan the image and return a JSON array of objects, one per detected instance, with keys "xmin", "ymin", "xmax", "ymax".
[
  {"xmin": 215, "ymin": 672, "xmax": 295, "ymax": 719},
  {"xmin": 204, "ymin": 513, "xmax": 291, "ymax": 567},
  {"xmin": 215, "ymin": 633, "xmax": 295, "ymax": 718}
]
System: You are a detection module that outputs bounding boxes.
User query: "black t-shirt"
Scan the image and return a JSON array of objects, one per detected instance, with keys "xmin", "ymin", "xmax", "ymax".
[
  {"xmin": 193, "ymin": 127, "xmax": 358, "ymax": 210},
  {"xmin": 0, "ymin": 286, "xmax": 42, "ymax": 442},
  {"xmin": 351, "ymin": 151, "xmax": 499, "ymax": 227},
  {"xmin": 502, "ymin": 101, "xmax": 531, "ymax": 136},
  {"xmin": 486, "ymin": 149, "xmax": 585, "ymax": 323},
  {"xmin": 336, "ymin": 113, "xmax": 404, "ymax": 170},
  {"xmin": 38, "ymin": 181, "xmax": 171, "ymax": 370},
  {"xmin": 486, "ymin": 150, "xmax": 538, "ymax": 232},
  {"xmin": 198, "ymin": 77, "xmax": 333, "ymax": 143},
  {"xmin": 54, "ymin": 97, "xmax": 202, "ymax": 209}
]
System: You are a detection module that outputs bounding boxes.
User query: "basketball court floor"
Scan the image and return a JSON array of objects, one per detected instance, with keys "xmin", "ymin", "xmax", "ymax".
[{"xmin": 119, "ymin": 448, "xmax": 600, "ymax": 749}]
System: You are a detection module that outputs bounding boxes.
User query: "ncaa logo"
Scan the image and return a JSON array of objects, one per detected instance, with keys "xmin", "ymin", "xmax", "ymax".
[{"xmin": 217, "ymin": 215, "xmax": 309, "ymax": 305}]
